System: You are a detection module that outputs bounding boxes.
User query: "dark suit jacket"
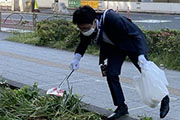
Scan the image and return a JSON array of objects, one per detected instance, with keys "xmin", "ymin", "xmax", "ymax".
[{"xmin": 75, "ymin": 9, "xmax": 148, "ymax": 64}]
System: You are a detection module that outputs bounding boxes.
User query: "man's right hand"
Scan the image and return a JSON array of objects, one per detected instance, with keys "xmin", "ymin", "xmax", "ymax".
[
  {"xmin": 138, "ymin": 54, "xmax": 148, "ymax": 68},
  {"xmin": 69, "ymin": 53, "xmax": 82, "ymax": 70}
]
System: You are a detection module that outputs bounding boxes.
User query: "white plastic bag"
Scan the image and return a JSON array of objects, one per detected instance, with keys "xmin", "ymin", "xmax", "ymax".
[{"xmin": 134, "ymin": 61, "xmax": 169, "ymax": 108}]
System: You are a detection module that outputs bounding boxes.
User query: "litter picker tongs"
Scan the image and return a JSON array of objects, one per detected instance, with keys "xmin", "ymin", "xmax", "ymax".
[{"xmin": 46, "ymin": 70, "xmax": 74, "ymax": 96}]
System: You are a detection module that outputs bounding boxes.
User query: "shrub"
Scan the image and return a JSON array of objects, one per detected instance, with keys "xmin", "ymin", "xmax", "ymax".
[
  {"xmin": 35, "ymin": 19, "xmax": 80, "ymax": 49},
  {"xmin": 144, "ymin": 29, "xmax": 180, "ymax": 55},
  {"xmin": 144, "ymin": 29, "xmax": 180, "ymax": 70}
]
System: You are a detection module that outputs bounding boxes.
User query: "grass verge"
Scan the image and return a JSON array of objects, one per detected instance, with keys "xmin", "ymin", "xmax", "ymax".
[{"xmin": 0, "ymin": 79, "xmax": 104, "ymax": 120}]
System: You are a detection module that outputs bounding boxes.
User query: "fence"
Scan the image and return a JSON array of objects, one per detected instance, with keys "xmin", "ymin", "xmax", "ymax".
[
  {"xmin": 0, "ymin": 11, "xmax": 72, "ymax": 32},
  {"xmin": 0, "ymin": 12, "xmax": 37, "ymax": 32}
]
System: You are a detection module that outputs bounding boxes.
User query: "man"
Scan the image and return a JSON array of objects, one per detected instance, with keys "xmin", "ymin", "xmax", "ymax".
[{"xmin": 70, "ymin": 5, "xmax": 170, "ymax": 120}]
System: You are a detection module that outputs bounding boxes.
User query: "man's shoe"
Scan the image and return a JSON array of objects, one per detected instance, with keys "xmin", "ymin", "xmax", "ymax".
[
  {"xmin": 108, "ymin": 105, "xmax": 129, "ymax": 120},
  {"xmin": 160, "ymin": 95, "xmax": 170, "ymax": 118}
]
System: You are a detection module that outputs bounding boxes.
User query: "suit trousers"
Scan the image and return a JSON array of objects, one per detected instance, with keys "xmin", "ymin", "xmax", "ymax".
[{"xmin": 106, "ymin": 50, "xmax": 142, "ymax": 106}]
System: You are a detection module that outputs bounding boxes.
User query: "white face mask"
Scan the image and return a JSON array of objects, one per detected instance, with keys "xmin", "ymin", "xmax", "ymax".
[
  {"xmin": 81, "ymin": 27, "xmax": 95, "ymax": 36},
  {"xmin": 81, "ymin": 20, "xmax": 96, "ymax": 36}
]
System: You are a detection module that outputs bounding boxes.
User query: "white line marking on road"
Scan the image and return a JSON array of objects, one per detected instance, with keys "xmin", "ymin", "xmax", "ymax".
[
  {"xmin": 96, "ymin": 79, "xmax": 105, "ymax": 82},
  {"xmin": 122, "ymin": 85, "xmax": 136, "ymax": 90},
  {"xmin": 133, "ymin": 19, "xmax": 172, "ymax": 23},
  {"xmin": 1, "ymin": 27, "xmax": 33, "ymax": 33},
  {"xmin": 129, "ymin": 105, "xmax": 148, "ymax": 111},
  {"xmin": 174, "ymin": 17, "xmax": 180, "ymax": 19},
  {"xmin": 170, "ymin": 96, "xmax": 178, "ymax": 101},
  {"xmin": 37, "ymin": 83, "xmax": 59, "ymax": 87}
]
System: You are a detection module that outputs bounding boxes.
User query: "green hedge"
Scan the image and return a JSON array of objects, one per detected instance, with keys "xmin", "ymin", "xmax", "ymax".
[
  {"xmin": 7, "ymin": 20, "xmax": 180, "ymax": 70},
  {"xmin": 144, "ymin": 29, "xmax": 180, "ymax": 70},
  {"xmin": 35, "ymin": 19, "xmax": 80, "ymax": 50}
]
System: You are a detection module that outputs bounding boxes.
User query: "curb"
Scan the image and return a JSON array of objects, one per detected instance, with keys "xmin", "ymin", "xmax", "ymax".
[{"xmin": 3, "ymin": 77, "xmax": 138, "ymax": 120}]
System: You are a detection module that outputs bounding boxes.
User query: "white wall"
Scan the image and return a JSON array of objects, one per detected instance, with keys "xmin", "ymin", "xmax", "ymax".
[
  {"xmin": 100, "ymin": 1, "xmax": 180, "ymax": 14},
  {"xmin": 36, "ymin": 0, "xmax": 68, "ymax": 8},
  {"xmin": 0, "ymin": 0, "xmax": 12, "ymax": 6},
  {"xmin": 36, "ymin": 0, "xmax": 54, "ymax": 8},
  {"xmin": 138, "ymin": 2, "xmax": 180, "ymax": 14},
  {"xmin": 0, "ymin": 0, "xmax": 12, "ymax": 2}
]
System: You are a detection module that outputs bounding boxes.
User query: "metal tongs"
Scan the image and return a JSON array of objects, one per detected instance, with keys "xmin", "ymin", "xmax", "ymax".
[{"xmin": 46, "ymin": 70, "xmax": 74, "ymax": 96}]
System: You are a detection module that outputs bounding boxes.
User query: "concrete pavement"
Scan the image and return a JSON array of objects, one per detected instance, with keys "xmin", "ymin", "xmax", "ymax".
[{"xmin": 0, "ymin": 32, "xmax": 180, "ymax": 120}]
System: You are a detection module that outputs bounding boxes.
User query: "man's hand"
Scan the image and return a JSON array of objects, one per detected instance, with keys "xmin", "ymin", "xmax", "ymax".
[
  {"xmin": 69, "ymin": 53, "xmax": 82, "ymax": 70},
  {"xmin": 138, "ymin": 55, "xmax": 148, "ymax": 68}
]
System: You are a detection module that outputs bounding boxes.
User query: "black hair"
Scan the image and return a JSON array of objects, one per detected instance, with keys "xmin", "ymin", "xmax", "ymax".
[{"xmin": 73, "ymin": 5, "xmax": 97, "ymax": 25}]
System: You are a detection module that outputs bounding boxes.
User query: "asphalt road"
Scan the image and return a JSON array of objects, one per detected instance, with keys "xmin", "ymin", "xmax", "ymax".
[
  {"xmin": 1, "ymin": 10, "xmax": 180, "ymax": 30},
  {"xmin": 125, "ymin": 12, "xmax": 180, "ymax": 30}
]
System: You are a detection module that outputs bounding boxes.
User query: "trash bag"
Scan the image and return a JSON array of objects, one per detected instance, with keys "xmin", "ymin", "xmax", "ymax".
[{"xmin": 134, "ymin": 61, "xmax": 169, "ymax": 108}]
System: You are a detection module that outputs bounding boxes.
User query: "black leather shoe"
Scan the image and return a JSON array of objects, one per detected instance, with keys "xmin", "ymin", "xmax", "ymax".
[
  {"xmin": 108, "ymin": 105, "xmax": 129, "ymax": 120},
  {"xmin": 160, "ymin": 95, "xmax": 170, "ymax": 118}
]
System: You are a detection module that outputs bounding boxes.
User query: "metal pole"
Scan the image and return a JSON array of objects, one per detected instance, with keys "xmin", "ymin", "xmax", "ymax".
[
  {"xmin": 0, "ymin": 11, "xmax": 1, "ymax": 32},
  {"xmin": 32, "ymin": 13, "xmax": 37, "ymax": 28},
  {"xmin": 31, "ymin": 0, "xmax": 35, "ymax": 12}
]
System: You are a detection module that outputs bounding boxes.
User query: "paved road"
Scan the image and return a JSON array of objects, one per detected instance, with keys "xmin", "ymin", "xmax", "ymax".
[
  {"xmin": 126, "ymin": 12, "xmax": 180, "ymax": 30},
  {"xmin": 0, "ymin": 32, "xmax": 180, "ymax": 120},
  {"xmin": 1, "ymin": 10, "xmax": 180, "ymax": 30}
]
